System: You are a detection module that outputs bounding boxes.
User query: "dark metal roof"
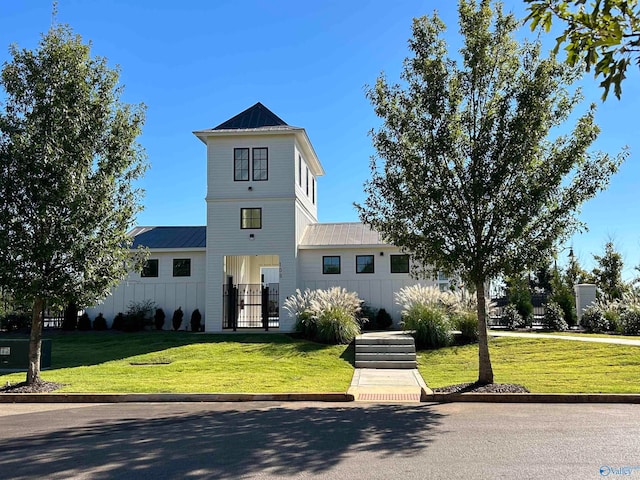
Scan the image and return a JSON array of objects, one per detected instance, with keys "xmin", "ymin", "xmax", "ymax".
[
  {"xmin": 129, "ymin": 226, "xmax": 206, "ymax": 249},
  {"xmin": 213, "ymin": 102, "xmax": 288, "ymax": 130}
]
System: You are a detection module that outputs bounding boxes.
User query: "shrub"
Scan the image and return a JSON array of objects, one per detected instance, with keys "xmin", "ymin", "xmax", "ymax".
[
  {"xmin": 93, "ymin": 313, "xmax": 108, "ymax": 331},
  {"xmin": 503, "ymin": 304, "xmax": 525, "ymax": 330},
  {"xmin": 359, "ymin": 304, "xmax": 378, "ymax": 331},
  {"xmin": 112, "ymin": 312, "xmax": 124, "ymax": 330},
  {"xmin": 375, "ymin": 308, "xmax": 393, "ymax": 330},
  {"xmin": 0, "ymin": 312, "xmax": 31, "ymax": 332},
  {"xmin": 190, "ymin": 309, "xmax": 202, "ymax": 332},
  {"xmin": 77, "ymin": 312, "xmax": 92, "ymax": 331},
  {"xmin": 620, "ymin": 306, "xmax": 640, "ymax": 335},
  {"xmin": 284, "ymin": 287, "xmax": 362, "ymax": 344},
  {"xmin": 62, "ymin": 303, "xmax": 78, "ymax": 331},
  {"xmin": 580, "ymin": 305, "xmax": 609, "ymax": 333},
  {"xmin": 172, "ymin": 307, "xmax": 184, "ymax": 331},
  {"xmin": 452, "ymin": 310, "xmax": 479, "ymax": 344},
  {"xmin": 154, "ymin": 308, "xmax": 166, "ymax": 331},
  {"xmin": 401, "ymin": 304, "xmax": 453, "ymax": 349},
  {"xmin": 543, "ymin": 302, "xmax": 568, "ymax": 331}
]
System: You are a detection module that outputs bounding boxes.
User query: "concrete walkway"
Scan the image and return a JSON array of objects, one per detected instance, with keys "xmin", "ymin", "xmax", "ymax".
[
  {"xmin": 489, "ymin": 331, "xmax": 640, "ymax": 346},
  {"xmin": 348, "ymin": 331, "xmax": 432, "ymax": 403},
  {"xmin": 348, "ymin": 368, "xmax": 432, "ymax": 403}
]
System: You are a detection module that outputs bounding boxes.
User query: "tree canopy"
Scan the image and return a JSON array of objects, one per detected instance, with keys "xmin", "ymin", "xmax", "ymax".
[
  {"xmin": 525, "ymin": 0, "xmax": 640, "ymax": 99},
  {"xmin": 0, "ymin": 24, "xmax": 147, "ymax": 384},
  {"xmin": 357, "ymin": 0, "xmax": 626, "ymax": 384}
]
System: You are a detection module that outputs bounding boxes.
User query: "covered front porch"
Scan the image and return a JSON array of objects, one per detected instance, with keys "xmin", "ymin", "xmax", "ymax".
[{"xmin": 222, "ymin": 255, "xmax": 280, "ymax": 330}]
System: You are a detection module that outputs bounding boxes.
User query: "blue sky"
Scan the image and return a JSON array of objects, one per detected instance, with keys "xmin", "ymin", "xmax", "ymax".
[{"xmin": 1, "ymin": 1, "xmax": 639, "ymax": 279}]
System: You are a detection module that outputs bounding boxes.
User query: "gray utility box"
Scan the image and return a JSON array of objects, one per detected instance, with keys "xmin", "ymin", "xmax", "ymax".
[{"xmin": 0, "ymin": 339, "xmax": 52, "ymax": 370}]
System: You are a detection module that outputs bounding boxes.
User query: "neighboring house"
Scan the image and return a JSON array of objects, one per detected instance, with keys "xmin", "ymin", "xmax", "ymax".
[{"xmin": 86, "ymin": 102, "xmax": 447, "ymax": 331}]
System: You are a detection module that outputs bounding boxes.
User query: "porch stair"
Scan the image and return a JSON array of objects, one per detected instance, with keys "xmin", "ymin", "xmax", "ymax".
[{"xmin": 355, "ymin": 332, "xmax": 417, "ymax": 369}]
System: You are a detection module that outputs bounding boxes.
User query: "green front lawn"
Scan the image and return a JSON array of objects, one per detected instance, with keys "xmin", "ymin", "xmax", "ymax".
[
  {"xmin": 0, "ymin": 332, "xmax": 355, "ymax": 393},
  {"xmin": 418, "ymin": 337, "xmax": 640, "ymax": 393}
]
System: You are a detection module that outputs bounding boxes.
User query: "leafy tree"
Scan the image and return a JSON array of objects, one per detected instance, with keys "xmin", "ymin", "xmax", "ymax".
[
  {"xmin": 506, "ymin": 274, "xmax": 534, "ymax": 321},
  {"xmin": 565, "ymin": 251, "xmax": 593, "ymax": 285},
  {"xmin": 0, "ymin": 24, "xmax": 147, "ymax": 384},
  {"xmin": 592, "ymin": 241, "xmax": 626, "ymax": 301},
  {"xmin": 357, "ymin": 0, "xmax": 625, "ymax": 384},
  {"xmin": 525, "ymin": 0, "xmax": 640, "ymax": 99}
]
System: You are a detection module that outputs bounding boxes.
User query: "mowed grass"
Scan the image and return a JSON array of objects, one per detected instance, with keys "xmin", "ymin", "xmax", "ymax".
[
  {"xmin": 418, "ymin": 337, "xmax": 640, "ymax": 393},
  {"xmin": 0, "ymin": 332, "xmax": 354, "ymax": 393}
]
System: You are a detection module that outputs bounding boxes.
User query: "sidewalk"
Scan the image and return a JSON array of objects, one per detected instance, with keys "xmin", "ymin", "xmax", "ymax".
[
  {"xmin": 347, "ymin": 369, "xmax": 432, "ymax": 403},
  {"xmin": 489, "ymin": 331, "xmax": 640, "ymax": 346}
]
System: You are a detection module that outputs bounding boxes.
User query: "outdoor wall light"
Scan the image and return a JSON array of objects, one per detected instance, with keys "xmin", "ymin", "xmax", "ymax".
[
  {"xmin": 248, "ymin": 186, "xmax": 253, "ymax": 191},
  {"xmin": 249, "ymin": 234, "xmax": 255, "ymax": 240},
  {"xmin": 380, "ymin": 252, "xmax": 384, "ymax": 256}
]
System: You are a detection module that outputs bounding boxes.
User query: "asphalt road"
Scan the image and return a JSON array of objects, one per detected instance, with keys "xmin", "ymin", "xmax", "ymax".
[{"xmin": 0, "ymin": 402, "xmax": 638, "ymax": 479}]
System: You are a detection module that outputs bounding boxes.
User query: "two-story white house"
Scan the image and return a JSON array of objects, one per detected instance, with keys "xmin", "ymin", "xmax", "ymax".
[{"xmin": 86, "ymin": 103, "xmax": 446, "ymax": 331}]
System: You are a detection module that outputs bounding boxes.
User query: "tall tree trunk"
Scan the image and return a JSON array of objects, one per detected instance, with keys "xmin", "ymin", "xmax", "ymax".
[
  {"xmin": 475, "ymin": 280, "xmax": 494, "ymax": 384},
  {"xmin": 27, "ymin": 296, "xmax": 44, "ymax": 385}
]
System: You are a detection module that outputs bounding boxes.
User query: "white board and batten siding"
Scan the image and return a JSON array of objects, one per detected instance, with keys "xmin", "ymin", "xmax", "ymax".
[
  {"xmin": 85, "ymin": 250, "xmax": 206, "ymax": 328},
  {"xmin": 298, "ymin": 247, "xmax": 438, "ymax": 326}
]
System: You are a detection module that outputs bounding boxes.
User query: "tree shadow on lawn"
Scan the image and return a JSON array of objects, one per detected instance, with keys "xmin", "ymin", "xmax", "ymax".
[
  {"xmin": 35, "ymin": 331, "xmax": 353, "ymax": 369},
  {"xmin": 0, "ymin": 403, "xmax": 444, "ymax": 479}
]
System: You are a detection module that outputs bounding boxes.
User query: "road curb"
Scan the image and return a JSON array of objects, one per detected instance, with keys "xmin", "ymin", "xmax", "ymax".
[
  {"xmin": 427, "ymin": 393, "xmax": 640, "ymax": 403},
  {"xmin": 0, "ymin": 392, "xmax": 355, "ymax": 403}
]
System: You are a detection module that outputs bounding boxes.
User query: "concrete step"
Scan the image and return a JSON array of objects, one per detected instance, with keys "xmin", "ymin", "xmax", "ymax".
[
  {"xmin": 356, "ymin": 344, "xmax": 415, "ymax": 353},
  {"xmin": 356, "ymin": 352, "xmax": 417, "ymax": 362},
  {"xmin": 355, "ymin": 360, "xmax": 418, "ymax": 369},
  {"xmin": 356, "ymin": 336, "xmax": 414, "ymax": 346}
]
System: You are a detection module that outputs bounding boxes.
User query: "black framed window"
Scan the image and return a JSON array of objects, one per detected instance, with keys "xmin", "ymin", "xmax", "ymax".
[
  {"xmin": 141, "ymin": 259, "xmax": 159, "ymax": 277},
  {"xmin": 306, "ymin": 168, "xmax": 309, "ymax": 195},
  {"xmin": 173, "ymin": 259, "xmax": 191, "ymax": 277},
  {"xmin": 241, "ymin": 208, "xmax": 262, "ymax": 229},
  {"xmin": 252, "ymin": 147, "xmax": 268, "ymax": 181},
  {"xmin": 234, "ymin": 148, "xmax": 249, "ymax": 181},
  {"xmin": 298, "ymin": 155, "xmax": 302, "ymax": 186},
  {"xmin": 390, "ymin": 254, "xmax": 410, "ymax": 273},
  {"xmin": 323, "ymin": 256, "xmax": 341, "ymax": 274},
  {"xmin": 356, "ymin": 255, "xmax": 375, "ymax": 274}
]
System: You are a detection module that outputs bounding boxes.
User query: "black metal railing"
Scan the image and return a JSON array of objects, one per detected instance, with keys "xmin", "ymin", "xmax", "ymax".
[{"xmin": 223, "ymin": 282, "xmax": 279, "ymax": 331}]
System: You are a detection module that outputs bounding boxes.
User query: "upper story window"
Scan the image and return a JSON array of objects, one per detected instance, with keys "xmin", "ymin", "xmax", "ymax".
[
  {"xmin": 390, "ymin": 254, "xmax": 409, "ymax": 273},
  {"xmin": 298, "ymin": 155, "xmax": 302, "ymax": 186},
  {"xmin": 356, "ymin": 255, "xmax": 375, "ymax": 274},
  {"xmin": 235, "ymin": 148, "xmax": 268, "ymax": 181},
  {"xmin": 252, "ymin": 148, "xmax": 268, "ymax": 181},
  {"xmin": 241, "ymin": 208, "xmax": 262, "ymax": 229},
  {"xmin": 323, "ymin": 256, "xmax": 341, "ymax": 274},
  {"xmin": 234, "ymin": 148, "xmax": 249, "ymax": 181},
  {"xmin": 306, "ymin": 168, "xmax": 309, "ymax": 196},
  {"xmin": 141, "ymin": 259, "xmax": 159, "ymax": 278},
  {"xmin": 173, "ymin": 259, "xmax": 191, "ymax": 277},
  {"xmin": 312, "ymin": 177, "xmax": 315, "ymax": 204}
]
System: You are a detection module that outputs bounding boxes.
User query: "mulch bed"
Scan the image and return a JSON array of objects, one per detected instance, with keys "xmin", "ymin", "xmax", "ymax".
[
  {"xmin": 0, "ymin": 380, "xmax": 64, "ymax": 394},
  {"xmin": 433, "ymin": 382, "xmax": 529, "ymax": 394}
]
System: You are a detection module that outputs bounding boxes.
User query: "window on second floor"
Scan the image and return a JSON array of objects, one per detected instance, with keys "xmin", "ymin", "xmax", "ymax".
[
  {"xmin": 312, "ymin": 177, "xmax": 315, "ymax": 204},
  {"xmin": 306, "ymin": 167, "xmax": 309, "ymax": 196},
  {"xmin": 298, "ymin": 155, "xmax": 302, "ymax": 186},
  {"xmin": 241, "ymin": 208, "xmax": 262, "ymax": 229},
  {"xmin": 356, "ymin": 255, "xmax": 375, "ymax": 274},
  {"xmin": 234, "ymin": 148, "xmax": 249, "ymax": 181},
  {"xmin": 141, "ymin": 259, "xmax": 159, "ymax": 277},
  {"xmin": 173, "ymin": 259, "xmax": 191, "ymax": 277},
  {"xmin": 252, "ymin": 147, "xmax": 268, "ymax": 181}
]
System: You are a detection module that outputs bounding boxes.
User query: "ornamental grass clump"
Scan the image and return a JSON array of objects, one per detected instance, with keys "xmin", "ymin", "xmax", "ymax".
[
  {"xmin": 395, "ymin": 285, "xmax": 457, "ymax": 349},
  {"xmin": 284, "ymin": 287, "xmax": 363, "ymax": 344}
]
